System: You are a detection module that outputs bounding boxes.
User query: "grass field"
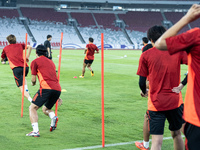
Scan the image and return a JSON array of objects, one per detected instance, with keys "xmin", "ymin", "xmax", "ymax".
[{"xmin": 0, "ymin": 49, "xmax": 188, "ymax": 150}]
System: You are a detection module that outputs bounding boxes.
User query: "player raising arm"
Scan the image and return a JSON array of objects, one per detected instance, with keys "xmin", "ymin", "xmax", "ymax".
[
  {"xmin": 79, "ymin": 37, "xmax": 99, "ymax": 78},
  {"xmin": 155, "ymin": 4, "xmax": 200, "ymax": 150},
  {"xmin": 26, "ymin": 45, "xmax": 62, "ymax": 137},
  {"xmin": 1, "ymin": 34, "xmax": 32, "ymax": 102}
]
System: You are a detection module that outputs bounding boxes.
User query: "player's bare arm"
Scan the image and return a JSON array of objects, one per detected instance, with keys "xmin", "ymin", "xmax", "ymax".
[
  {"xmin": 1, "ymin": 58, "xmax": 4, "ymax": 62},
  {"xmin": 31, "ymin": 75, "xmax": 36, "ymax": 86},
  {"xmin": 26, "ymin": 45, "xmax": 32, "ymax": 62},
  {"xmin": 84, "ymin": 48, "xmax": 87, "ymax": 54},
  {"xmin": 47, "ymin": 47, "xmax": 50, "ymax": 57},
  {"xmin": 155, "ymin": 4, "xmax": 200, "ymax": 50}
]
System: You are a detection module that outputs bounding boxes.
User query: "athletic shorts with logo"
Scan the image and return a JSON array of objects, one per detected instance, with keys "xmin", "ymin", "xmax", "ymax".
[
  {"xmin": 147, "ymin": 104, "xmax": 184, "ymax": 135},
  {"xmin": 32, "ymin": 89, "xmax": 61, "ymax": 109},
  {"xmin": 13, "ymin": 67, "xmax": 29, "ymax": 87}
]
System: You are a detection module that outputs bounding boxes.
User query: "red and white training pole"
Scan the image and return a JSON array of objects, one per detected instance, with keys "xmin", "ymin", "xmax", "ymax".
[
  {"xmin": 21, "ymin": 33, "xmax": 28, "ymax": 118},
  {"xmin": 101, "ymin": 33, "xmax": 105, "ymax": 147},
  {"xmin": 55, "ymin": 32, "xmax": 63, "ymax": 116}
]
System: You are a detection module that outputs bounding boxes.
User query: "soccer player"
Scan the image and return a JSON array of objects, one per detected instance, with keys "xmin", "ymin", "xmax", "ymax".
[
  {"xmin": 1, "ymin": 34, "xmax": 32, "ymax": 102},
  {"xmin": 44, "ymin": 35, "xmax": 52, "ymax": 59},
  {"xmin": 135, "ymin": 75, "xmax": 188, "ymax": 150},
  {"xmin": 155, "ymin": 4, "xmax": 200, "ymax": 149},
  {"xmin": 141, "ymin": 37, "xmax": 153, "ymax": 53},
  {"xmin": 137, "ymin": 25, "xmax": 187, "ymax": 150},
  {"xmin": 26, "ymin": 45, "xmax": 62, "ymax": 137},
  {"xmin": 79, "ymin": 37, "xmax": 99, "ymax": 78}
]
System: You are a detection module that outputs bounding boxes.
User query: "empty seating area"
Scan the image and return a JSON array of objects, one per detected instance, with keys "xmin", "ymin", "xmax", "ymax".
[
  {"xmin": 0, "ymin": 8, "xmax": 19, "ymax": 18},
  {"xmin": 164, "ymin": 12, "xmax": 189, "ymax": 33},
  {"xmin": 71, "ymin": 12, "xmax": 96, "ymax": 27},
  {"xmin": 94, "ymin": 13, "xmax": 117, "ymax": 29},
  {"xmin": 0, "ymin": 18, "xmax": 31, "ymax": 45},
  {"xmin": 29, "ymin": 21, "xmax": 81, "ymax": 45},
  {"xmin": 0, "ymin": 6, "xmax": 197, "ymax": 48},
  {"xmin": 118, "ymin": 11, "xmax": 163, "ymax": 32},
  {"xmin": 20, "ymin": 7, "xmax": 68, "ymax": 24}
]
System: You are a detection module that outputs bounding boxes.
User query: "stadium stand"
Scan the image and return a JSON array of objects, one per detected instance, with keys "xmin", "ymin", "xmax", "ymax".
[
  {"xmin": 93, "ymin": 13, "xmax": 117, "ymax": 29},
  {"xmin": 0, "ymin": 8, "xmax": 19, "ymax": 18},
  {"xmin": 118, "ymin": 11, "xmax": 163, "ymax": 32},
  {"xmin": 28, "ymin": 20, "xmax": 81, "ymax": 45},
  {"xmin": 71, "ymin": 12, "xmax": 96, "ymax": 27},
  {"xmin": 20, "ymin": 7, "xmax": 68, "ymax": 24},
  {"xmin": 164, "ymin": 12, "xmax": 189, "ymax": 33}
]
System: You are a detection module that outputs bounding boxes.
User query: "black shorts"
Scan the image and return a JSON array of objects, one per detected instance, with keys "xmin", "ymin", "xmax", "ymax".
[
  {"xmin": 32, "ymin": 89, "xmax": 61, "ymax": 109},
  {"xmin": 184, "ymin": 122, "xmax": 200, "ymax": 150},
  {"xmin": 147, "ymin": 104, "xmax": 184, "ymax": 135},
  {"xmin": 12, "ymin": 67, "xmax": 29, "ymax": 87},
  {"xmin": 84, "ymin": 59, "xmax": 93, "ymax": 65}
]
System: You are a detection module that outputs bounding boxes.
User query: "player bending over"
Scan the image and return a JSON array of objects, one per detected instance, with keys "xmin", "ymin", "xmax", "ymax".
[
  {"xmin": 137, "ymin": 25, "xmax": 187, "ymax": 150},
  {"xmin": 79, "ymin": 37, "xmax": 99, "ymax": 78},
  {"xmin": 26, "ymin": 45, "xmax": 62, "ymax": 137},
  {"xmin": 155, "ymin": 4, "xmax": 200, "ymax": 150},
  {"xmin": 1, "ymin": 34, "xmax": 32, "ymax": 102}
]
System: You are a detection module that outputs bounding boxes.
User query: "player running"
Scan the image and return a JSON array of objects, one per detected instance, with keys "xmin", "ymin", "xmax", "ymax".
[
  {"xmin": 1, "ymin": 34, "xmax": 32, "ymax": 102},
  {"xmin": 26, "ymin": 45, "xmax": 62, "ymax": 137},
  {"xmin": 155, "ymin": 4, "xmax": 200, "ymax": 150},
  {"xmin": 137, "ymin": 25, "xmax": 187, "ymax": 150},
  {"xmin": 79, "ymin": 37, "xmax": 99, "ymax": 78}
]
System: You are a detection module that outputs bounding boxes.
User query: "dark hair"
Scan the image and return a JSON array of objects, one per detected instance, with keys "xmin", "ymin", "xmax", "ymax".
[
  {"xmin": 147, "ymin": 25, "xmax": 166, "ymax": 43},
  {"xmin": 47, "ymin": 35, "xmax": 52, "ymax": 39},
  {"xmin": 7, "ymin": 34, "xmax": 16, "ymax": 44},
  {"xmin": 36, "ymin": 45, "xmax": 47, "ymax": 56},
  {"xmin": 142, "ymin": 37, "xmax": 148, "ymax": 44},
  {"xmin": 89, "ymin": 37, "xmax": 94, "ymax": 43}
]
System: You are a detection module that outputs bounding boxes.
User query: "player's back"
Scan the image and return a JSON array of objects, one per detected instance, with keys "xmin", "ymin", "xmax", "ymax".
[
  {"xmin": 139, "ymin": 47, "xmax": 187, "ymax": 111},
  {"xmin": 31, "ymin": 56, "xmax": 61, "ymax": 91},
  {"xmin": 3, "ymin": 44, "xmax": 26, "ymax": 69},
  {"xmin": 85, "ymin": 44, "xmax": 98, "ymax": 60}
]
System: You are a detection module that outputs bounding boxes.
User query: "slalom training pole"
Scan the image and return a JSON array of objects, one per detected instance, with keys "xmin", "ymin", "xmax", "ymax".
[
  {"xmin": 55, "ymin": 32, "xmax": 63, "ymax": 116},
  {"xmin": 21, "ymin": 33, "xmax": 28, "ymax": 118},
  {"xmin": 101, "ymin": 33, "xmax": 105, "ymax": 148}
]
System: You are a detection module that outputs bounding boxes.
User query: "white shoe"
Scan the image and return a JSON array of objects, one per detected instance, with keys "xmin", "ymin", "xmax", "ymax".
[{"xmin": 26, "ymin": 131, "xmax": 40, "ymax": 137}]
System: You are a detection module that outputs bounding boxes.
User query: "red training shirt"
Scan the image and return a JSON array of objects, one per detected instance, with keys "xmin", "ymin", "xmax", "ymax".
[
  {"xmin": 31, "ymin": 56, "xmax": 61, "ymax": 91},
  {"xmin": 1, "ymin": 44, "xmax": 28, "ymax": 69},
  {"xmin": 85, "ymin": 43, "xmax": 99, "ymax": 60},
  {"xmin": 137, "ymin": 47, "xmax": 187, "ymax": 111},
  {"xmin": 166, "ymin": 27, "xmax": 200, "ymax": 127}
]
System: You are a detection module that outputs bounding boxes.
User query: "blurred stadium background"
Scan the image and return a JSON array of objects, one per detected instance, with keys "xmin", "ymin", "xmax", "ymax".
[{"xmin": 0, "ymin": 0, "xmax": 198, "ymax": 50}]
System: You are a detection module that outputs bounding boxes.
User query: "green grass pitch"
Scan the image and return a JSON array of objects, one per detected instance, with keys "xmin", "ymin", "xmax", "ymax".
[{"xmin": 0, "ymin": 49, "xmax": 188, "ymax": 150}]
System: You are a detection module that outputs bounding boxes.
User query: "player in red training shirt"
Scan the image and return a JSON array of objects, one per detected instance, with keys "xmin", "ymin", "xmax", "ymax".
[
  {"xmin": 26, "ymin": 45, "xmax": 62, "ymax": 137},
  {"xmin": 1, "ymin": 34, "xmax": 32, "ymax": 102},
  {"xmin": 155, "ymin": 4, "xmax": 200, "ymax": 150},
  {"xmin": 79, "ymin": 37, "xmax": 99, "ymax": 78},
  {"xmin": 137, "ymin": 25, "xmax": 187, "ymax": 150}
]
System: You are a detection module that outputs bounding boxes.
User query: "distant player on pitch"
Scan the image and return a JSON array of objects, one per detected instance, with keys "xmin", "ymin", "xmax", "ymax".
[
  {"xmin": 79, "ymin": 37, "xmax": 99, "ymax": 78},
  {"xmin": 1, "ymin": 34, "xmax": 32, "ymax": 102},
  {"xmin": 26, "ymin": 45, "xmax": 62, "ymax": 137},
  {"xmin": 141, "ymin": 37, "xmax": 152, "ymax": 53},
  {"xmin": 44, "ymin": 35, "xmax": 52, "ymax": 59}
]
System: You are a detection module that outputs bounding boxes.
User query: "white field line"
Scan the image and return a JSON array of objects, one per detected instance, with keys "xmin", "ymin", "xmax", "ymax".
[{"xmin": 63, "ymin": 136, "xmax": 184, "ymax": 150}]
